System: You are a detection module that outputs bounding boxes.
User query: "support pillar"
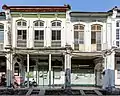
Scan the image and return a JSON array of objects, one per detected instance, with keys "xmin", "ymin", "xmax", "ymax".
[
  {"xmin": 27, "ymin": 54, "xmax": 30, "ymax": 87},
  {"xmin": 6, "ymin": 52, "xmax": 12, "ymax": 87},
  {"xmin": 102, "ymin": 51, "xmax": 115, "ymax": 90},
  {"xmin": 64, "ymin": 47, "xmax": 71, "ymax": 89},
  {"xmin": 65, "ymin": 53, "xmax": 71, "ymax": 69},
  {"xmin": 10, "ymin": 53, "xmax": 13, "ymax": 85},
  {"xmin": 49, "ymin": 54, "xmax": 51, "ymax": 87}
]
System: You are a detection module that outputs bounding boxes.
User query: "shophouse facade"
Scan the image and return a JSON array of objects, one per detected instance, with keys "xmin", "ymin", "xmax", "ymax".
[
  {"xmin": 0, "ymin": 12, "xmax": 7, "ymax": 76},
  {"xmin": 1, "ymin": 4, "xmax": 120, "ymax": 88},
  {"xmin": 2, "ymin": 4, "xmax": 72, "ymax": 87}
]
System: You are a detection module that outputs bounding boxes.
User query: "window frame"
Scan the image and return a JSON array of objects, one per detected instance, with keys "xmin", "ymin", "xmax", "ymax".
[
  {"xmin": 91, "ymin": 24, "xmax": 102, "ymax": 44},
  {"xmin": 52, "ymin": 30, "xmax": 61, "ymax": 40},
  {"xmin": 34, "ymin": 30, "xmax": 44, "ymax": 40},
  {"xmin": 16, "ymin": 19, "xmax": 27, "ymax": 28},
  {"xmin": 33, "ymin": 20, "xmax": 45, "ymax": 41},
  {"xmin": 34, "ymin": 20, "xmax": 44, "ymax": 28},
  {"xmin": 116, "ymin": 21, "xmax": 120, "ymax": 47},
  {"xmin": 16, "ymin": 19, "xmax": 27, "ymax": 47},
  {"xmin": 0, "ymin": 24, "xmax": 4, "ymax": 42},
  {"xmin": 51, "ymin": 20, "xmax": 62, "ymax": 41},
  {"xmin": 74, "ymin": 24, "xmax": 85, "ymax": 44},
  {"xmin": 51, "ymin": 20, "xmax": 62, "ymax": 28},
  {"xmin": 17, "ymin": 30, "xmax": 27, "ymax": 40}
]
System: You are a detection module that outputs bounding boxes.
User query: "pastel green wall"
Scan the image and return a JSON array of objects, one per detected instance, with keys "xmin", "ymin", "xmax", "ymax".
[{"xmin": 11, "ymin": 13, "xmax": 66, "ymax": 18}]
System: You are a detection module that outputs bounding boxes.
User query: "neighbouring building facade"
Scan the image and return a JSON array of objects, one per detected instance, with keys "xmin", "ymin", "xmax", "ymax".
[
  {"xmin": 0, "ymin": 12, "xmax": 6, "ymax": 76},
  {"xmin": 1, "ymin": 4, "xmax": 120, "ymax": 88}
]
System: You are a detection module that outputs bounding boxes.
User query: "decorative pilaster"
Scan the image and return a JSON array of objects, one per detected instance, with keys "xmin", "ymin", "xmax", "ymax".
[{"xmin": 4, "ymin": 9, "xmax": 12, "ymax": 48}]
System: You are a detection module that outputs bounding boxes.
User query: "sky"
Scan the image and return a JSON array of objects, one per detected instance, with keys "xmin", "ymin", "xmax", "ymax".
[{"xmin": 0, "ymin": 0, "xmax": 120, "ymax": 12}]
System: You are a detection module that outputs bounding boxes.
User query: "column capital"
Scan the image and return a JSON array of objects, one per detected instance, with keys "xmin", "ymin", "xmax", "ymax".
[{"xmin": 65, "ymin": 44, "xmax": 73, "ymax": 54}]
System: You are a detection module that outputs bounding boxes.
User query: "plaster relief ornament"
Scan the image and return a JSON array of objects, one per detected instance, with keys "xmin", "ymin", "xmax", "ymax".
[{"xmin": 7, "ymin": 24, "xmax": 11, "ymax": 45}]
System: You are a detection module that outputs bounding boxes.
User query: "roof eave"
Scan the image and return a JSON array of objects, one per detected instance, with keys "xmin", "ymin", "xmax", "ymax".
[
  {"xmin": 2, "ymin": 4, "xmax": 71, "ymax": 12},
  {"xmin": 69, "ymin": 12, "xmax": 110, "ymax": 17}
]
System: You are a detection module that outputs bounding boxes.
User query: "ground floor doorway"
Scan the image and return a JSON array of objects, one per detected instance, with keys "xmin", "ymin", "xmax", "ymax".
[
  {"xmin": 0, "ymin": 56, "xmax": 6, "ymax": 77},
  {"xmin": 115, "ymin": 55, "xmax": 120, "ymax": 85},
  {"xmin": 71, "ymin": 58, "xmax": 95, "ymax": 86},
  {"xmin": 37, "ymin": 65, "xmax": 49, "ymax": 86}
]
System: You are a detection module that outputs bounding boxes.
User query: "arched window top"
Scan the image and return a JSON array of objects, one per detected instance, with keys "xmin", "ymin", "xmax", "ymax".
[
  {"xmin": 91, "ymin": 24, "xmax": 102, "ymax": 31},
  {"xmin": 0, "ymin": 23, "xmax": 4, "ymax": 30},
  {"xmin": 51, "ymin": 20, "xmax": 61, "ymax": 27},
  {"xmin": 16, "ymin": 19, "xmax": 27, "ymax": 27},
  {"xmin": 34, "ymin": 20, "xmax": 44, "ymax": 27},
  {"xmin": 116, "ymin": 20, "xmax": 120, "ymax": 27},
  {"xmin": 74, "ymin": 24, "xmax": 85, "ymax": 30}
]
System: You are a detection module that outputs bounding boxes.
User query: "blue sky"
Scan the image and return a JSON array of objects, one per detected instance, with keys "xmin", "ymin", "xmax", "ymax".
[{"xmin": 0, "ymin": 0, "xmax": 120, "ymax": 12}]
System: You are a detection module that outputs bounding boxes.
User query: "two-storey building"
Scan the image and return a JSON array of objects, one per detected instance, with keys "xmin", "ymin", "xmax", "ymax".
[
  {"xmin": 2, "ymin": 4, "xmax": 120, "ymax": 88},
  {"xmin": 67, "ymin": 7, "xmax": 118, "ymax": 88},
  {"xmin": 67, "ymin": 11, "xmax": 109, "ymax": 86},
  {"xmin": 0, "ymin": 12, "xmax": 6, "ymax": 76},
  {"xmin": 109, "ymin": 7, "xmax": 120, "ymax": 86},
  {"xmin": 2, "ymin": 4, "xmax": 71, "ymax": 87}
]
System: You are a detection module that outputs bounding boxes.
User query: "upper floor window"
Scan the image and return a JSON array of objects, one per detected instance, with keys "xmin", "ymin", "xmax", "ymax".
[
  {"xmin": 51, "ymin": 20, "xmax": 61, "ymax": 41},
  {"xmin": 33, "ymin": 20, "xmax": 45, "ymax": 47},
  {"xmin": 52, "ymin": 30, "xmax": 61, "ymax": 40},
  {"xmin": 34, "ymin": 20, "xmax": 44, "ymax": 27},
  {"xmin": 51, "ymin": 20, "xmax": 61, "ymax": 28},
  {"xmin": 0, "ymin": 24, "xmax": 4, "ymax": 41},
  {"xmin": 51, "ymin": 20, "xmax": 61, "ymax": 47},
  {"xmin": 34, "ymin": 20, "xmax": 44, "ymax": 41},
  {"xmin": 17, "ymin": 30, "xmax": 26, "ymax": 40},
  {"xmin": 74, "ymin": 24, "xmax": 84, "ymax": 44},
  {"xmin": 17, "ymin": 19, "xmax": 27, "ymax": 27},
  {"xmin": 16, "ymin": 19, "xmax": 27, "ymax": 47},
  {"xmin": 116, "ymin": 21, "xmax": 120, "ymax": 47},
  {"xmin": 91, "ymin": 24, "xmax": 102, "ymax": 51},
  {"xmin": 34, "ymin": 30, "xmax": 44, "ymax": 40},
  {"xmin": 91, "ymin": 24, "xmax": 102, "ymax": 44},
  {"xmin": 116, "ymin": 21, "xmax": 120, "ymax": 27}
]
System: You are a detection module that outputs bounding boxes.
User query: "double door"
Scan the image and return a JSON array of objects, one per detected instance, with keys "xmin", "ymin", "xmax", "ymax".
[{"xmin": 37, "ymin": 65, "xmax": 49, "ymax": 86}]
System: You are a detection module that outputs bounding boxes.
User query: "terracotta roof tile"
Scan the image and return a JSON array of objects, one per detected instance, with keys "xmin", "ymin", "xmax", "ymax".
[{"xmin": 2, "ymin": 4, "xmax": 71, "ymax": 12}]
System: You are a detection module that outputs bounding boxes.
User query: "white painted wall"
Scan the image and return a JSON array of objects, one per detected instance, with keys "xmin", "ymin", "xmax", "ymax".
[
  {"xmin": 3, "ymin": 8, "xmax": 120, "ymax": 86},
  {"xmin": 69, "ymin": 17, "xmax": 107, "ymax": 52},
  {"xmin": 11, "ymin": 17, "xmax": 67, "ymax": 48}
]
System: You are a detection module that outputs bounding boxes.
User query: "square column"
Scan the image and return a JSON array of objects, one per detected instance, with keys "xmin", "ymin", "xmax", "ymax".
[
  {"xmin": 27, "ymin": 54, "xmax": 30, "ymax": 87},
  {"xmin": 64, "ymin": 52, "xmax": 71, "ymax": 89},
  {"xmin": 6, "ymin": 52, "xmax": 13, "ymax": 87},
  {"xmin": 106, "ymin": 51, "xmax": 115, "ymax": 70},
  {"xmin": 103, "ymin": 51, "xmax": 115, "ymax": 89},
  {"xmin": 49, "ymin": 54, "xmax": 51, "ymax": 87},
  {"xmin": 65, "ymin": 53, "xmax": 71, "ymax": 69}
]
